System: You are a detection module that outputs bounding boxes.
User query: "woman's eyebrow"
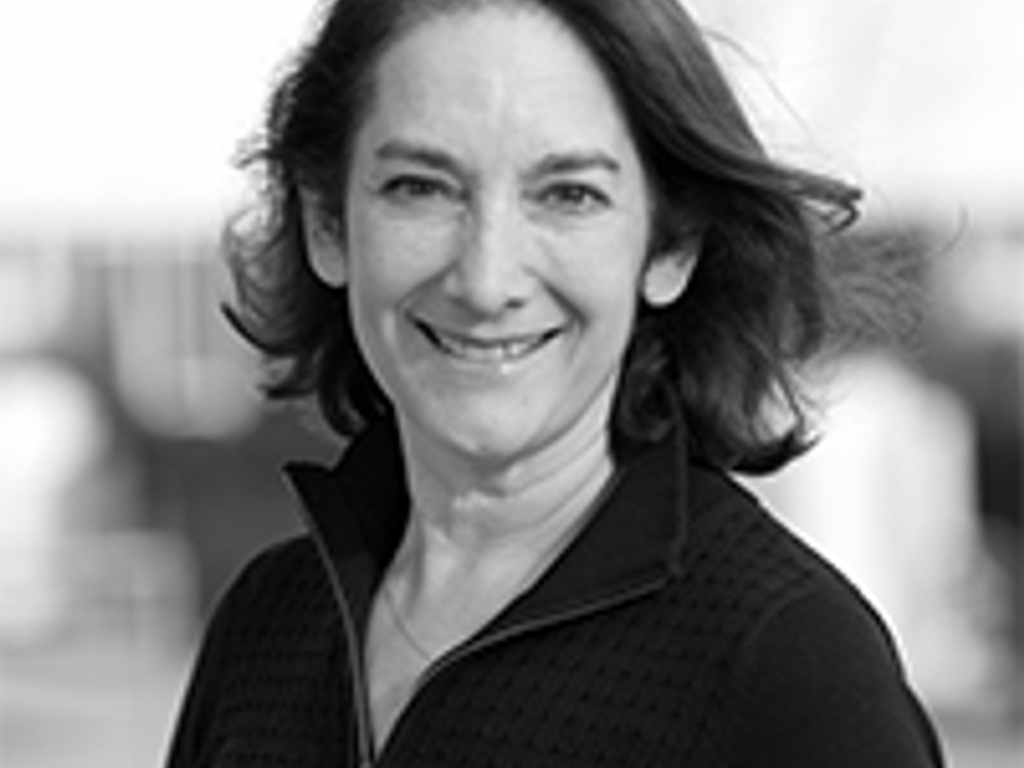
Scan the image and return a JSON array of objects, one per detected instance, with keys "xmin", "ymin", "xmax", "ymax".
[
  {"xmin": 374, "ymin": 139, "xmax": 462, "ymax": 176},
  {"xmin": 530, "ymin": 151, "xmax": 622, "ymax": 178},
  {"xmin": 374, "ymin": 141, "xmax": 621, "ymax": 178}
]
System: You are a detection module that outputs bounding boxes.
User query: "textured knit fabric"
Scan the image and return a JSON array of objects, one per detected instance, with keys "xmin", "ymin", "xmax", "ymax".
[{"xmin": 166, "ymin": 422, "xmax": 945, "ymax": 767}]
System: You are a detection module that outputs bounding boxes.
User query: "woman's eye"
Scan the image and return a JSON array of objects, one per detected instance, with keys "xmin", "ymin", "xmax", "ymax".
[
  {"xmin": 380, "ymin": 175, "xmax": 458, "ymax": 206},
  {"xmin": 537, "ymin": 183, "xmax": 611, "ymax": 215}
]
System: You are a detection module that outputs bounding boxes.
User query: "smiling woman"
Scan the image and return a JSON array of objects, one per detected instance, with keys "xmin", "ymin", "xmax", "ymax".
[
  {"xmin": 166, "ymin": 1, "xmax": 946, "ymax": 766},
  {"xmin": 330, "ymin": 7, "xmax": 658, "ymax": 473}
]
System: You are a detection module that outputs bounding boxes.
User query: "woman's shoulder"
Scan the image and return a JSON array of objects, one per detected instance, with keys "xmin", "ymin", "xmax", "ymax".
[
  {"xmin": 686, "ymin": 463, "xmax": 867, "ymax": 606},
  {"xmin": 680, "ymin": 463, "xmax": 903, "ymax": 666},
  {"xmin": 679, "ymin": 466, "xmax": 944, "ymax": 765},
  {"xmin": 219, "ymin": 536, "xmax": 323, "ymax": 601},
  {"xmin": 199, "ymin": 536, "xmax": 335, "ymax": 653},
  {"xmin": 166, "ymin": 537, "xmax": 344, "ymax": 765}
]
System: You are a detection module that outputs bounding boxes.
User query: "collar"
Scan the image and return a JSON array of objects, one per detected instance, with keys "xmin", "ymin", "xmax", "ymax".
[{"xmin": 283, "ymin": 420, "xmax": 697, "ymax": 638}]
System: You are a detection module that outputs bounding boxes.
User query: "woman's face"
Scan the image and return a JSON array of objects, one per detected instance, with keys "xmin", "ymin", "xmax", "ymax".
[{"xmin": 338, "ymin": 5, "xmax": 654, "ymax": 467}]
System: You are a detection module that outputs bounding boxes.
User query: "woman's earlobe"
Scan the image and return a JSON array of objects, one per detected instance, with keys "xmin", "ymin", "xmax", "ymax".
[
  {"xmin": 642, "ymin": 247, "xmax": 699, "ymax": 307},
  {"xmin": 300, "ymin": 192, "xmax": 347, "ymax": 288}
]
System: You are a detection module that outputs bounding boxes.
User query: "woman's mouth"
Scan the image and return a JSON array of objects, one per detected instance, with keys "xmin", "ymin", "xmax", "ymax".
[{"xmin": 414, "ymin": 319, "xmax": 562, "ymax": 364}]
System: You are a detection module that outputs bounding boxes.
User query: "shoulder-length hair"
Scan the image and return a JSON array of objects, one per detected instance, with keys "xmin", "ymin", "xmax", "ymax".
[{"xmin": 224, "ymin": 0, "xmax": 862, "ymax": 474}]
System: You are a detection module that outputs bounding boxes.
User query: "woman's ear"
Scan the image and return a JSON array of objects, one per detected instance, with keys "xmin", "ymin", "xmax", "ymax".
[
  {"xmin": 642, "ymin": 244, "xmax": 699, "ymax": 307},
  {"xmin": 300, "ymin": 191, "xmax": 347, "ymax": 288}
]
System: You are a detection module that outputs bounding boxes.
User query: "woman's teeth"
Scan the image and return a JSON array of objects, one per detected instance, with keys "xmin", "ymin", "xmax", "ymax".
[{"xmin": 420, "ymin": 323, "xmax": 556, "ymax": 363}]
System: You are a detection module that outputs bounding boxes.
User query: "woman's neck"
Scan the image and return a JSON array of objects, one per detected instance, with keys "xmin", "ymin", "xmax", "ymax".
[{"xmin": 393, "ymin": 415, "xmax": 615, "ymax": 591}]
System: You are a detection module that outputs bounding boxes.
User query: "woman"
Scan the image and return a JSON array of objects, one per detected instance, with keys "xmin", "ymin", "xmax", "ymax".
[{"xmin": 168, "ymin": 0, "xmax": 945, "ymax": 765}]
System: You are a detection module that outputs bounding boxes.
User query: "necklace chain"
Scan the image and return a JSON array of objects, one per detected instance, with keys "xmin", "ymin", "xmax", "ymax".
[
  {"xmin": 378, "ymin": 484, "xmax": 608, "ymax": 665},
  {"xmin": 381, "ymin": 580, "xmax": 435, "ymax": 662}
]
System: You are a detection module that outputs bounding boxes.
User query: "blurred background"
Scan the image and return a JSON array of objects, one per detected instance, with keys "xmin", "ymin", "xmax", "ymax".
[{"xmin": 0, "ymin": 1, "xmax": 1020, "ymax": 765}]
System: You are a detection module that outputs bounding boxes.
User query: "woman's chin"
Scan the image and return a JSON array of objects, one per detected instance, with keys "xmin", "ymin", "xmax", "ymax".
[
  {"xmin": 402, "ymin": 408, "xmax": 546, "ymax": 470},
  {"xmin": 440, "ymin": 423, "xmax": 536, "ymax": 467}
]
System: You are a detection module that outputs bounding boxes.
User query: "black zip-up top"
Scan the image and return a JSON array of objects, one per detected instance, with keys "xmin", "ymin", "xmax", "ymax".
[{"xmin": 166, "ymin": 421, "xmax": 945, "ymax": 767}]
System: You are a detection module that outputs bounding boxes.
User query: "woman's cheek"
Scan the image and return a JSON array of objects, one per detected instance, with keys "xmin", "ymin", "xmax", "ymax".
[{"xmin": 356, "ymin": 216, "xmax": 459, "ymax": 292}]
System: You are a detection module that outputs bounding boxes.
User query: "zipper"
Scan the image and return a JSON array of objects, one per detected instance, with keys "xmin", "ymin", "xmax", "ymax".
[
  {"xmin": 290, "ymin": 492, "xmax": 377, "ymax": 768},
  {"xmin": 287, "ymin": 471, "xmax": 672, "ymax": 767}
]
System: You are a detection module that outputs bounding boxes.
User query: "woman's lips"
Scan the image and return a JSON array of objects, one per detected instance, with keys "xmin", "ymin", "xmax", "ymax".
[{"xmin": 414, "ymin": 319, "xmax": 563, "ymax": 364}]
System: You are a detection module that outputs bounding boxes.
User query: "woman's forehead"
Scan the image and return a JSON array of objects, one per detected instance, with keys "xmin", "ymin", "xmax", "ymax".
[{"xmin": 356, "ymin": 5, "xmax": 640, "ymax": 171}]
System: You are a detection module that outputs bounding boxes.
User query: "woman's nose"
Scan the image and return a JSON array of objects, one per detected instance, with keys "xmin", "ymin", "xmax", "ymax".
[{"xmin": 443, "ymin": 199, "xmax": 533, "ymax": 316}]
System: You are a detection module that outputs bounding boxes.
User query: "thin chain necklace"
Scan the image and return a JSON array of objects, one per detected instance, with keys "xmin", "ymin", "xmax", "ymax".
[
  {"xmin": 379, "ymin": 475, "xmax": 613, "ymax": 665},
  {"xmin": 379, "ymin": 453, "xmax": 617, "ymax": 669},
  {"xmin": 381, "ymin": 579, "xmax": 434, "ymax": 662}
]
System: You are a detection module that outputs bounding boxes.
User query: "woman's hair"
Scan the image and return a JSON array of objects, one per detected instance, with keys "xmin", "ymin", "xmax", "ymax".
[{"xmin": 225, "ymin": 0, "xmax": 864, "ymax": 474}]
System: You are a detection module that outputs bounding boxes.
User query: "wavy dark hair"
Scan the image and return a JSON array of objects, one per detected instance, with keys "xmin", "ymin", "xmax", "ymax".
[{"xmin": 224, "ymin": 0, "xmax": 864, "ymax": 474}]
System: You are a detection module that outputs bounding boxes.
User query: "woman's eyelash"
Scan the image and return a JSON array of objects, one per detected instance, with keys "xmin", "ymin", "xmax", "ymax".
[
  {"xmin": 377, "ymin": 176, "xmax": 610, "ymax": 214},
  {"xmin": 538, "ymin": 182, "xmax": 612, "ymax": 211},
  {"xmin": 380, "ymin": 175, "xmax": 458, "ymax": 200}
]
